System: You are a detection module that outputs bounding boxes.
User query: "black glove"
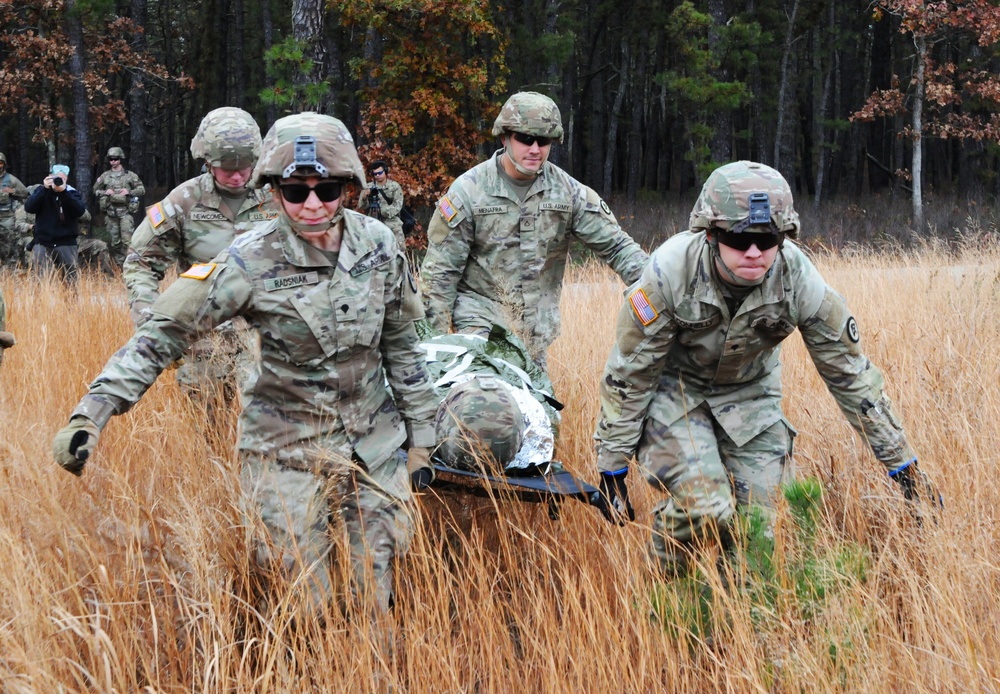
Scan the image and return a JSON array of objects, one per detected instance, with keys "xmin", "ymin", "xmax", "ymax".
[
  {"xmin": 889, "ymin": 460, "xmax": 943, "ymax": 508},
  {"xmin": 592, "ymin": 469, "xmax": 635, "ymax": 524},
  {"xmin": 407, "ymin": 446, "xmax": 434, "ymax": 491}
]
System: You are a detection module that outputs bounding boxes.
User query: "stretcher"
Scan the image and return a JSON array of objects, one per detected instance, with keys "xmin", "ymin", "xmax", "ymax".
[{"xmin": 430, "ymin": 459, "xmax": 601, "ymax": 520}]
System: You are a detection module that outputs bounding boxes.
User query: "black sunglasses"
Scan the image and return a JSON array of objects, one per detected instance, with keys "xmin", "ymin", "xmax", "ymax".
[
  {"xmin": 279, "ymin": 180, "xmax": 343, "ymax": 204},
  {"xmin": 370, "ymin": 169, "xmax": 385, "ymax": 176},
  {"xmin": 108, "ymin": 157, "xmax": 121, "ymax": 161},
  {"xmin": 714, "ymin": 228, "xmax": 784, "ymax": 251},
  {"xmin": 511, "ymin": 132, "xmax": 554, "ymax": 147}
]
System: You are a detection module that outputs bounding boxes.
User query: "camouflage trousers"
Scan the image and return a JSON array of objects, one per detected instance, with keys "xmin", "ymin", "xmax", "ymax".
[
  {"xmin": 636, "ymin": 403, "xmax": 795, "ymax": 572},
  {"xmin": 103, "ymin": 207, "xmax": 136, "ymax": 266},
  {"xmin": 239, "ymin": 450, "xmax": 414, "ymax": 615},
  {"xmin": 0, "ymin": 213, "xmax": 25, "ymax": 266},
  {"xmin": 385, "ymin": 217, "xmax": 405, "ymax": 250}
]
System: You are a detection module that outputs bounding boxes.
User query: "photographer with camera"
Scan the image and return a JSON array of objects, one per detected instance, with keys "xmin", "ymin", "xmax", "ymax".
[
  {"xmin": 358, "ymin": 160, "xmax": 406, "ymax": 246},
  {"xmin": 23, "ymin": 164, "xmax": 87, "ymax": 283}
]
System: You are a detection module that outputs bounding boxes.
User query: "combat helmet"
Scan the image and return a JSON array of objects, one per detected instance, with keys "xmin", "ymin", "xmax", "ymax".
[
  {"xmin": 251, "ymin": 112, "xmax": 366, "ymax": 189},
  {"xmin": 190, "ymin": 107, "xmax": 262, "ymax": 171},
  {"xmin": 491, "ymin": 92, "xmax": 564, "ymax": 142},
  {"xmin": 689, "ymin": 161, "xmax": 800, "ymax": 238},
  {"xmin": 434, "ymin": 377, "xmax": 525, "ymax": 473},
  {"xmin": 107, "ymin": 146, "xmax": 125, "ymax": 160},
  {"xmin": 0, "ymin": 152, "xmax": 6, "ymax": 165}
]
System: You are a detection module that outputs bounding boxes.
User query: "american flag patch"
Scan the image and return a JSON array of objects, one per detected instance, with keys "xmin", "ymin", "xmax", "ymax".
[
  {"xmin": 147, "ymin": 202, "xmax": 166, "ymax": 227},
  {"xmin": 629, "ymin": 288, "xmax": 658, "ymax": 326},
  {"xmin": 438, "ymin": 196, "xmax": 458, "ymax": 222}
]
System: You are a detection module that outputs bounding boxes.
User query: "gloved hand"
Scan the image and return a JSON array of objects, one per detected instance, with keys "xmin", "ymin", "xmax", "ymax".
[
  {"xmin": 407, "ymin": 446, "xmax": 434, "ymax": 490},
  {"xmin": 889, "ymin": 460, "xmax": 943, "ymax": 508},
  {"xmin": 52, "ymin": 416, "xmax": 102, "ymax": 476},
  {"xmin": 593, "ymin": 469, "xmax": 635, "ymax": 525}
]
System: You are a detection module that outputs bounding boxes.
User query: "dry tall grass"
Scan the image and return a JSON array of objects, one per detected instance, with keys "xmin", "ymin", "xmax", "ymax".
[{"xmin": 1, "ymin": 238, "xmax": 998, "ymax": 691}]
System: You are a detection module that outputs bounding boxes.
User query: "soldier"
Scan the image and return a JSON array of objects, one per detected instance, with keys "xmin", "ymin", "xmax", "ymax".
[
  {"xmin": 0, "ymin": 285, "xmax": 15, "ymax": 367},
  {"xmin": 0, "ymin": 152, "xmax": 29, "ymax": 267},
  {"xmin": 418, "ymin": 323, "xmax": 562, "ymax": 482},
  {"xmin": 93, "ymin": 147, "xmax": 145, "ymax": 267},
  {"xmin": 358, "ymin": 160, "xmax": 406, "ymax": 247},
  {"xmin": 123, "ymin": 107, "xmax": 278, "ymax": 406},
  {"xmin": 53, "ymin": 112, "xmax": 437, "ymax": 615},
  {"xmin": 592, "ymin": 161, "xmax": 940, "ymax": 575},
  {"xmin": 419, "ymin": 91, "xmax": 649, "ymax": 367}
]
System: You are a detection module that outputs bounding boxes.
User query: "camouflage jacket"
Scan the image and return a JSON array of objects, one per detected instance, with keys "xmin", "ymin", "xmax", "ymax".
[
  {"xmin": 595, "ymin": 231, "xmax": 916, "ymax": 473},
  {"xmin": 123, "ymin": 173, "xmax": 278, "ymax": 326},
  {"xmin": 359, "ymin": 179, "xmax": 404, "ymax": 225},
  {"xmin": 93, "ymin": 169, "xmax": 144, "ymax": 209},
  {"xmin": 0, "ymin": 172, "xmax": 28, "ymax": 213},
  {"xmin": 74, "ymin": 210, "xmax": 437, "ymax": 472},
  {"xmin": 419, "ymin": 151, "xmax": 648, "ymax": 355}
]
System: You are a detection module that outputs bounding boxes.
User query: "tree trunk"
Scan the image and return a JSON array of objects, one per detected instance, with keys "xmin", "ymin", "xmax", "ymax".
[
  {"xmin": 911, "ymin": 34, "xmax": 925, "ymax": 229},
  {"xmin": 813, "ymin": 2, "xmax": 834, "ymax": 207},
  {"xmin": 65, "ymin": 0, "xmax": 92, "ymax": 201},
  {"xmin": 292, "ymin": 0, "xmax": 327, "ymax": 110},
  {"xmin": 708, "ymin": 0, "xmax": 731, "ymax": 164},
  {"xmin": 261, "ymin": 0, "xmax": 276, "ymax": 127},
  {"xmin": 232, "ymin": 0, "xmax": 245, "ymax": 108},
  {"xmin": 130, "ymin": 0, "xmax": 148, "ymax": 183},
  {"xmin": 773, "ymin": 0, "xmax": 801, "ymax": 176},
  {"xmin": 626, "ymin": 39, "xmax": 645, "ymax": 214},
  {"xmin": 602, "ymin": 44, "xmax": 628, "ymax": 199}
]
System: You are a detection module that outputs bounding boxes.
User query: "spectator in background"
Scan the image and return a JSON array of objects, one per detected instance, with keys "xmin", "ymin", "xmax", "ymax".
[
  {"xmin": 24, "ymin": 164, "xmax": 87, "ymax": 283},
  {"xmin": 358, "ymin": 160, "xmax": 405, "ymax": 247}
]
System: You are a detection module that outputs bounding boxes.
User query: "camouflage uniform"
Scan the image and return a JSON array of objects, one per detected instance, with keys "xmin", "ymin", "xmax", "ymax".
[
  {"xmin": 359, "ymin": 178, "xmax": 405, "ymax": 246},
  {"xmin": 94, "ymin": 149, "xmax": 145, "ymax": 266},
  {"xmin": 73, "ymin": 207, "xmax": 435, "ymax": 611},
  {"xmin": 0, "ymin": 285, "xmax": 14, "ymax": 367},
  {"xmin": 418, "ymin": 323, "xmax": 561, "ymax": 472},
  {"xmin": 124, "ymin": 108, "xmax": 277, "ymax": 400},
  {"xmin": 0, "ymin": 155, "xmax": 29, "ymax": 267},
  {"xmin": 594, "ymin": 162, "xmax": 918, "ymax": 570},
  {"xmin": 419, "ymin": 92, "xmax": 648, "ymax": 365}
]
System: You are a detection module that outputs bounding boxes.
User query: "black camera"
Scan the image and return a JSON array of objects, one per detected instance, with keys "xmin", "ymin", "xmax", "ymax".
[{"xmin": 52, "ymin": 177, "xmax": 64, "ymax": 187}]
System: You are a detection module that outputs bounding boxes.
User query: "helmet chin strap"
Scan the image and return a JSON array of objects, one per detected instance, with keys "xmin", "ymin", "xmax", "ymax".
[{"xmin": 503, "ymin": 139, "xmax": 542, "ymax": 178}]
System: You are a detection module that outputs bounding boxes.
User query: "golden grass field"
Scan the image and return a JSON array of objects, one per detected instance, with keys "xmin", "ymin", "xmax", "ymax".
[{"xmin": 0, "ymin": 239, "xmax": 998, "ymax": 692}]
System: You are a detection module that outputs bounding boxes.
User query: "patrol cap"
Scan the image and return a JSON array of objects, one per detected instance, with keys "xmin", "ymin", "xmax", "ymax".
[
  {"xmin": 434, "ymin": 378, "xmax": 525, "ymax": 473},
  {"xmin": 190, "ymin": 107, "xmax": 262, "ymax": 171},
  {"xmin": 52, "ymin": 164, "xmax": 70, "ymax": 176},
  {"xmin": 491, "ymin": 92, "xmax": 564, "ymax": 143},
  {"xmin": 689, "ymin": 161, "xmax": 800, "ymax": 238},
  {"xmin": 251, "ymin": 112, "xmax": 366, "ymax": 189}
]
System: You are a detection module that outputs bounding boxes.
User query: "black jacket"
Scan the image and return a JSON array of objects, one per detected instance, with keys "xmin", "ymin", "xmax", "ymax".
[{"xmin": 24, "ymin": 184, "xmax": 87, "ymax": 247}]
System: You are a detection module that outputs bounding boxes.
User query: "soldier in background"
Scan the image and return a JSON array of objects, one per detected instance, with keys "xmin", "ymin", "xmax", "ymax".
[
  {"xmin": 0, "ymin": 285, "xmax": 15, "ymax": 367},
  {"xmin": 592, "ymin": 161, "xmax": 940, "ymax": 575},
  {"xmin": 53, "ymin": 112, "xmax": 437, "ymax": 616},
  {"xmin": 93, "ymin": 147, "xmax": 145, "ymax": 267},
  {"xmin": 358, "ymin": 160, "xmax": 405, "ymax": 247},
  {"xmin": 0, "ymin": 152, "xmax": 29, "ymax": 267},
  {"xmin": 123, "ymin": 107, "xmax": 278, "ymax": 407},
  {"xmin": 419, "ymin": 91, "xmax": 648, "ymax": 368}
]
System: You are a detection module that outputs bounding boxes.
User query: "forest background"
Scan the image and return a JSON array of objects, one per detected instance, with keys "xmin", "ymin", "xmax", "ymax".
[{"xmin": 2, "ymin": 0, "xmax": 1000, "ymax": 247}]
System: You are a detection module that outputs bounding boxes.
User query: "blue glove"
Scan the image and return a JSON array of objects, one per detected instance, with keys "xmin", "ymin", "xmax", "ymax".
[
  {"xmin": 889, "ymin": 460, "xmax": 943, "ymax": 508},
  {"xmin": 593, "ymin": 468, "xmax": 635, "ymax": 524}
]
